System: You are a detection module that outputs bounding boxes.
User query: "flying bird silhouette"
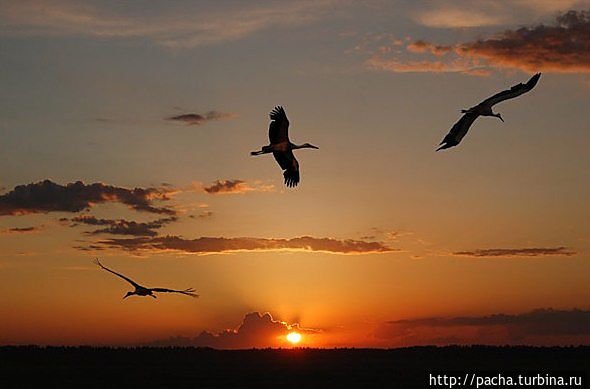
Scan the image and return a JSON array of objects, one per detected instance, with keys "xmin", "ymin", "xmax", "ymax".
[
  {"xmin": 437, "ymin": 73, "xmax": 541, "ymax": 151},
  {"xmin": 251, "ymin": 106, "xmax": 319, "ymax": 187},
  {"xmin": 93, "ymin": 258, "xmax": 198, "ymax": 299}
]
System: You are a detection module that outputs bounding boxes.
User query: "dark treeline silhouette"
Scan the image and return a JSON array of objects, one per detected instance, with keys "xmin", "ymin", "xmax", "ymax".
[{"xmin": 1, "ymin": 345, "xmax": 588, "ymax": 388}]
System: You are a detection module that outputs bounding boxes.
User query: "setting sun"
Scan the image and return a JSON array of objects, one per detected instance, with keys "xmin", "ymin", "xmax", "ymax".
[{"xmin": 286, "ymin": 332, "xmax": 302, "ymax": 345}]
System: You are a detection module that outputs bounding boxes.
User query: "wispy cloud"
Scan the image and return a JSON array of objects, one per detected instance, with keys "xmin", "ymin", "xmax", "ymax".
[
  {"xmin": 69, "ymin": 215, "xmax": 178, "ymax": 237},
  {"xmin": 0, "ymin": 0, "xmax": 339, "ymax": 48},
  {"xmin": 0, "ymin": 226, "xmax": 43, "ymax": 235},
  {"xmin": 149, "ymin": 312, "xmax": 320, "ymax": 349},
  {"xmin": 200, "ymin": 180, "xmax": 274, "ymax": 195},
  {"xmin": 361, "ymin": 35, "xmax": 490, "ymax": 76},
  {"xmin": 375, "ymin": 308, "xmax": 590, "ymax": 346},
  {"xmin": 452, "ymin": 247, "xmax": 576, "ymax": 258},
  {"xmin": 411, "ymin": 0, "xmax": 590, "ymax": 28},
  {"xmin": 0, "ymin": 180, "xmax": 176, "ymax": 216},
  {"xmin": 406, "ymin": 40, "xmax": 452, "ymax": 56},
  {"xmin": 365, "ymin": 10, "xmax": 590, "ymax": 76},
  {"xmin": 89, "ymin": 235, "xmax": 396, "ymax": 255},
  {"xmin": 166, "ymin": 111, "xmax": 236, "ymax": 126},
  {"xmin": 413, "ymin": 8, "xmax": 506, "ymax": 28}
]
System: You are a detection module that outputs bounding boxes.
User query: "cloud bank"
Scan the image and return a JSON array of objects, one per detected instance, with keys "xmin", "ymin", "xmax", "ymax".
[
  {"xmin": 0, "ymin": 180, "xmax": 175, "ymax": 216},
  {"xmin": 149, "ymin": 312, "xmax": 319, "ymax": 349},
  {"xmin": 452, "ymin": 247, "xmax": 576, "ymax": 258},
  {"xmin": 366, "ymin": 10, "xmax": 590, "ymax": 75},
  {"xmin": 375, "ymin": 308, "xmax": 590, "ymax": 346},
  {"xmin": 70, "ymin": 215, "xmax": 177, "ymax": 237},
  {"xmin": 90, "ymin": 235, "xmax": 395, "ymax": 255}
]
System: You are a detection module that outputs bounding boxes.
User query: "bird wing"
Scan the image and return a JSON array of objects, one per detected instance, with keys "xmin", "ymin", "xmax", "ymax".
[
  {"xmin": 268, "ymin": 106, "xmax": 290, "ymax": 144},
  {"xmin": 151, "ymin": 287, "xmax": 199, "ymax": 298},
  {"xmin": 93, "ymin": 258, "xmax": 142, "ymax": 289},
  {"xmin": 480, "ymin": 73, "xmax": 541, "ymax": 107},
  {"xmin": 273, "ymin": 150, "xmax": 300, "ymax": 187},
  {"xmin": 437, "ymin": 112, "xmax": 479, "ymax": 150}
]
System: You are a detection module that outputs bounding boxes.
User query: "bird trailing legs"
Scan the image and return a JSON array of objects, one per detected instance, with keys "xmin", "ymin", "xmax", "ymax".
[{"xmin": 250, "ymin": 145, "xmax": 273, "ymax": 156}]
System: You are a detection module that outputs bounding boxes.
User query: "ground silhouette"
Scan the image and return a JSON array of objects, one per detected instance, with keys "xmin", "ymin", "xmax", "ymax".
[{"xmin": 1, "ymin": 345, "xmax": 588, "ymax": 388}]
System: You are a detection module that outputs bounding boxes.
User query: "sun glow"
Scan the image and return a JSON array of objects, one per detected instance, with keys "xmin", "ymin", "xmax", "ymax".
[{"xmin": 286, "ymin": 332, "xmax": 302, "ymax": 344}]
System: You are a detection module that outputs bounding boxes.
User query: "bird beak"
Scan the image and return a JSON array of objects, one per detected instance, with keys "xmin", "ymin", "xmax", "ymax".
[
  {"xmin": 311, "ymin": 145, "xmax": 319, "ymax": 149},
  {"xmin": 499, "ymin": 115, "xmax": 504, "ymax": 122}
]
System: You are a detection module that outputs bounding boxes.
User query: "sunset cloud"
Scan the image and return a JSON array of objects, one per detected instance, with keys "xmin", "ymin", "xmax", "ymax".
[
  {"xmin": 366, "ymin": 55, "xmax": 490, "ymax": 76},
  {"xmin": 455, "ymin": 10, "xmax": 590, "ymax": 73},
  {"xmin": 201, "ymin": 180, "xmax": 274, "ymax": 195},
  {"xmin": 411, "ymin": 1, "xmax": 590, "ymax": 28},
  {"xmin": 91, "ymin": 235, "xmax": 395, "ymax": 255},
  {"xmin": 149, "ymin": 312, "xmax": 320, "ymax": 349},
  {"xmin": 167, "ymin": 111, "xmax": 236, "ymax": 126},
  {"xmin": 375, "ymin": 308, "xmax": 590, "ymax": 346},
  {"xmin": 0, "ymin": 180, "xmax": 175, "ymax": 216},
  {"xmin": 367, "ymin": 10, "xmax": 590, "ymax": 75},
  {"xmin": 452, "ymin": 247, "xmax": 576, "ymax": 258},
  {"xmin": 69, "ymin": 215, "xmax": 178, "ymax": 237},
  {"xmin": 0, "ymin": 0, "xmax": 338, "ymax": 48},
  {"xmin": 363, "ymin": 37, "xmax": 490, "ymax": 76},
  {"xmin": 0, "ymin": 226, "xmax": 42, "ymax": 235},
  {"xmin": 406, "ymin": 40, "xmax": 452, "ymax": 56},
  {"xmin": 413, "ymin": 8, "xmax": 506, "ymax": 28}
]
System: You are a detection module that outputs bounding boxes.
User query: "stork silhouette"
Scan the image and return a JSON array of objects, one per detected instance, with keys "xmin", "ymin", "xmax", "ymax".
[
  {"xmin": 93, "ymin": 259, "xmax": 198, "ymax": 299},
  {"xmin": 437, "ymin": 73, "xmax": 541, "ymax": 151},
  {"xmin": 251, "ymin": 106, "xmax": 319, "ymax": 187}
]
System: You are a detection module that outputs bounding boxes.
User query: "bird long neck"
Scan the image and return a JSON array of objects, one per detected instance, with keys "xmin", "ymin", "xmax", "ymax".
[{"xmin": 293, "ymin": 143, "xmax": 311, "ymax": 149}]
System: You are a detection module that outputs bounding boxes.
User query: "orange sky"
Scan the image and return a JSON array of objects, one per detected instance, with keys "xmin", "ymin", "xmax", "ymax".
[{"xmin": 0, "ymin": 0, "xmax": 590, "ymax": 348}]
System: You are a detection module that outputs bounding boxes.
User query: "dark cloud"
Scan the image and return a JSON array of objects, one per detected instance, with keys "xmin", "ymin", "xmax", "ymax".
[
  {"xmin": 375, "ymin": 308, "xmax": 590, "ymax": 346},
  {"xmin": 69, "ymin": 215, "xmax": 177, "ymax": 237},
  {"xmin": 73, "ymin": 244, "xmax": 107, "ymax": 252},
  {"xmin": 367, "ymin": 10, "xmax": 590, "ymax": 75},
  {"xmin": 189, "ymin": 211, "xmax": 213, "ymax": 219},
  {"xmin": 202, "ymin": 179, "xmax": 274, "ymax": 195},
  {"xmin": 0, "ymin": 226, "xmax": 41, "ymax": 234},
  {"xmin": 0, "ymin": 180, "xmax": 175, "ymax": 216},
  {"xmin": 90, "ymin": 235, "xmax": 396, "ymax": 255},
  {"xmin": 452, "ymin": 247, "xmax": 576, "ymax": 258},
  {"xmin": 149, "ymin": 312, "xmax": 319, "ymax": 349},
  {"xmin": 167, "ymin": 111, "xmax": 236, "ymax": 126},
  {"xmin": 456, "ymin": 10, "xmax": 590, "ymax": 73}
]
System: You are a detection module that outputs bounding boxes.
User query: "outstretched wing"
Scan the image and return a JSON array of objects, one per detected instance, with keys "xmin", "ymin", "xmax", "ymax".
[
  {"xmin": 437, "ymin": 112, "xmax": 478, "ymax": 151},
  {"xmin": 481, "ymin": 73, "xmax": 541, "ymax": 107},
  {"xmin": 93, "ymin": 258, "xmax": 142, "ymax": 288},
  {"xmin": 150, "ymin": 287, "xmax": 199, "ymax": 298},
  {"xmin": 268, "ymin": 106, "xmax": 289, "ymax": 144},
  {"xmin": 273, "ymin": 150, "xmax": 300, "ymax": 187}
]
